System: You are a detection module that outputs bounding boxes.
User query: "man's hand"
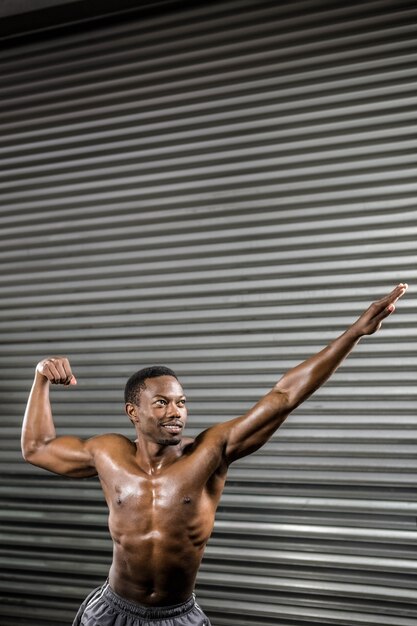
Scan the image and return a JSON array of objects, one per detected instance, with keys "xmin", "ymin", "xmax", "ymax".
[
  {"xmin": 36, "ymin": 356, "xmax": 77, "ymax": 386},
  {"xmin": 350, "ymin": 283, "xmax": 408, "ymax": 337}
]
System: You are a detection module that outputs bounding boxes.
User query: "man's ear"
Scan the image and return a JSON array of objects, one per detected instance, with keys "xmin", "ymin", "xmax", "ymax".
[{"xmin": 125, "ymin": 402, "xmax": 139, "ymax": 424}]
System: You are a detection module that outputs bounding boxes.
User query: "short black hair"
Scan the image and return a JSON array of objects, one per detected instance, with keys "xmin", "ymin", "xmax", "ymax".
[{"xmin": 124, "ymin": 365, "xmax": 179, "ymax": 405}]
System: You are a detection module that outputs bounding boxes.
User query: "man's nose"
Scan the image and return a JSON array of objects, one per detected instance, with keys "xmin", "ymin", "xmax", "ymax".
[{"xmin": 168, "ymin": 402, "xmax": 181, "ymax": 417}]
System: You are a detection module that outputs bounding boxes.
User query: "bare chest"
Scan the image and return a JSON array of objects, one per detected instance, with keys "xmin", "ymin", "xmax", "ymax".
[
  {"xmin": 101, "ymin": 461, "xmax": 222, "ymax": 534},
  {"xmin": 113, "ymin": 472, "xmax": 201, "ymax": 514}
]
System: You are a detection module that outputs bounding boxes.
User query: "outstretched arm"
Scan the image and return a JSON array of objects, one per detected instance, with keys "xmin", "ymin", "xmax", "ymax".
[
  {"xmin": 21, "ymin": 357, "xmax": 98, "ymax": 477},
  {"xmin": 221, "ymin": 283, "xmax": 408, "ymax": 464}
]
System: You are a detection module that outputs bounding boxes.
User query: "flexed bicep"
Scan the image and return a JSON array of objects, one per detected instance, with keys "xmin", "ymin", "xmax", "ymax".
[{"xmin": 24, "ymin": 435, "xmax": 98, "ymax": 478}]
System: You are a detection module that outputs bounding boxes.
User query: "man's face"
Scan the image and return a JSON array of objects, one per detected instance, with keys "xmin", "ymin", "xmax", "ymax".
[{"xmin": 127, "ymin": 375, "xmax": 187, "ymax": 446}]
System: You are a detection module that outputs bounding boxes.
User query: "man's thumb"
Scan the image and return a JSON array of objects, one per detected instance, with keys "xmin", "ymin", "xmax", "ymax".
[{"xmin": 70, "ymin": 375, "xmax": 77, "ymax": 385}]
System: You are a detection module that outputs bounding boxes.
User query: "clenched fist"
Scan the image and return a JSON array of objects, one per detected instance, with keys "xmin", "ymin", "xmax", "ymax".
[{"xmin": 36, "ymin": 356, "xmax": 77, "ymax": 386}]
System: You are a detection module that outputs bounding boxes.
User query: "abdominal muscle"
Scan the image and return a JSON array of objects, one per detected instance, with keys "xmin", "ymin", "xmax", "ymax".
[{"xmin": 107, "ymin": 491, "xmax": 215, "ymax": 607}]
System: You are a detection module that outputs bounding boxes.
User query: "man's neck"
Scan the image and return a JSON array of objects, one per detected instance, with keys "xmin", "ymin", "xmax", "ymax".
[{"xmin": 134, "ymin": 436, "xmax": 183, "ymax": 474}]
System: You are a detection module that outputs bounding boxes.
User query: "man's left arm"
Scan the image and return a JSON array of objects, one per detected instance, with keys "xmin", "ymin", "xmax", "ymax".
[{"xmin": 219, "ymin": 283, "xmax": 408, "ymax": 464}]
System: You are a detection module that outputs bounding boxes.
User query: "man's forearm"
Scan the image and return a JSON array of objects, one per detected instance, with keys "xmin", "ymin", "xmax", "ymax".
[
  {"xmin": 21, "ymin": 372, "xmax": 56, "ymax": 459},
  {"xmin": 274, "ymin": 325, "xmax": 361, "ymax": 411}
]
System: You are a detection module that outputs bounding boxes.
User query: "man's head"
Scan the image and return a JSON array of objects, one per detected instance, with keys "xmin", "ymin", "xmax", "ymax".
[
  {"xmin": 124, "ymin": 365, "xmax": 179, "ymax": 406},
  {"xmin": 124, "ymin": 366, "xmax": 187, "ymax": 446}
]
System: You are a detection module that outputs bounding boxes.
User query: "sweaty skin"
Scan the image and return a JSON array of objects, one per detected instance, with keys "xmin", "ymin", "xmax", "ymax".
[{"xmin": 21, "ymin": 284, "xmax": 407, "ymax": 607}]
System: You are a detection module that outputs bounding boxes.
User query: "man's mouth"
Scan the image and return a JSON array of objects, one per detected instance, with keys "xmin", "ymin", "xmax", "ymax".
[{"xmin": 162, "ymin": 422, "xmax": 183, "ymax": 434}]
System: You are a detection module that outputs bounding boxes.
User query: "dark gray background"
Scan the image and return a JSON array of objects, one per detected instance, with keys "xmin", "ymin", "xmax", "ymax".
[{"xmin": 1, "ymin": 1, "xmax": 416, "ymax": 624}]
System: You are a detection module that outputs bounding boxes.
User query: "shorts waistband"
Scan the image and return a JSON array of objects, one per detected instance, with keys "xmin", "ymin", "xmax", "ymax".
[{"xmin": 102, "ymin": 581, "xmax": 196, "ymax": 619}]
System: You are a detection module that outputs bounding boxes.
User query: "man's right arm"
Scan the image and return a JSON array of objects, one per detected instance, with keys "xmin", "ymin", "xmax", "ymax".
[{"xmin": 21, "ymin": 357, "xmax": 98, "ymax": 478}]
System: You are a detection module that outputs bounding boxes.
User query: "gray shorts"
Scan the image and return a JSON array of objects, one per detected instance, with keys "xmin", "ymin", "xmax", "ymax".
[{"xmin": 72, "ymin": 581, "xmax": 212, "ymax": 626}]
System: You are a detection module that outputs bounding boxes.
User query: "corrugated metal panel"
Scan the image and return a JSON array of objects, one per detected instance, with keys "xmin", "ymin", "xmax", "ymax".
[{"xmin": 0, "ymin": 0, "xmax": 416, "ymax": 624}]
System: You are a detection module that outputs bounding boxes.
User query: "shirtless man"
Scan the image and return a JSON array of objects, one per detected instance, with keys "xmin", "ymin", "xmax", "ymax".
[{"xmin": 21, "ymin": 283, "xmax": 408, "ymax": 626}]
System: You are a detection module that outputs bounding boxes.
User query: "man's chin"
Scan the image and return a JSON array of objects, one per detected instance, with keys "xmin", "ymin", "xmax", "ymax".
[{"xmin": 157, "ymin": 437, "xmax": 181, "ymax": 446}]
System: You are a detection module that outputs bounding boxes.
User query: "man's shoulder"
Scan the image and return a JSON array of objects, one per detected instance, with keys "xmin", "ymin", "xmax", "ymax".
[
  {"xmin": 88, "ymin": 432, "xmax": 135, "ymax": 452},
  {"xmin": 181, "ymin": 424, "xmax": 226, "ymax": 455}
]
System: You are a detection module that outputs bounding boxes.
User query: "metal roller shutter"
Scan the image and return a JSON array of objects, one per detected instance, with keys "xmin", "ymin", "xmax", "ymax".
[{"xmin": 0, "ymin": 0, "xmax": 416, "ymax": 624}]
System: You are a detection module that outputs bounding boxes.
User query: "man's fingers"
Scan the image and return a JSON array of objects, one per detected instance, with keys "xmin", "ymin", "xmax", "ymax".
[
  {"xmin": 382, "ymin": 283, "xmax": 408, "ymax": 306},
  {"xmin": 48, "ymin": 360, "xmax": 69, "ymax": 384},
  {"xmin": 376, "ymin": 303, "xmax": 395, "ymax": 322},
  {"xmin": 388, "ymin": 283, "xmax": 408, "ymax": 304},
  {"xmin": 61, "ymin": 360, "xmax": 71, "ymax": 382},
  {"xmin": 371, "ymin": 283, "xmax": 408, "ymax": 318},
  {"xmin": 37, "ymin": 356, "xmax": 76, "ymax": 385},
  {"xmin": 361, "ymin": 301, "xmax": 397, "ymax": 335},
  {"xmin": 60, "ymin": 359, "xmax": 75, "ymax": 385},
  {"xmin": 355, "ymin": 283, "xmax": 408, "ymax": 336},
  {"xmin": 46, "ymin": 361, "xmax": 62, "ymax": 384},
  {"xmin": 55, "ymin": 361, "xmax": 69, "ymax": 383},
  {"xmin": 393, "ymin": 283, "xmax": 408, "ymax": 303}
]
